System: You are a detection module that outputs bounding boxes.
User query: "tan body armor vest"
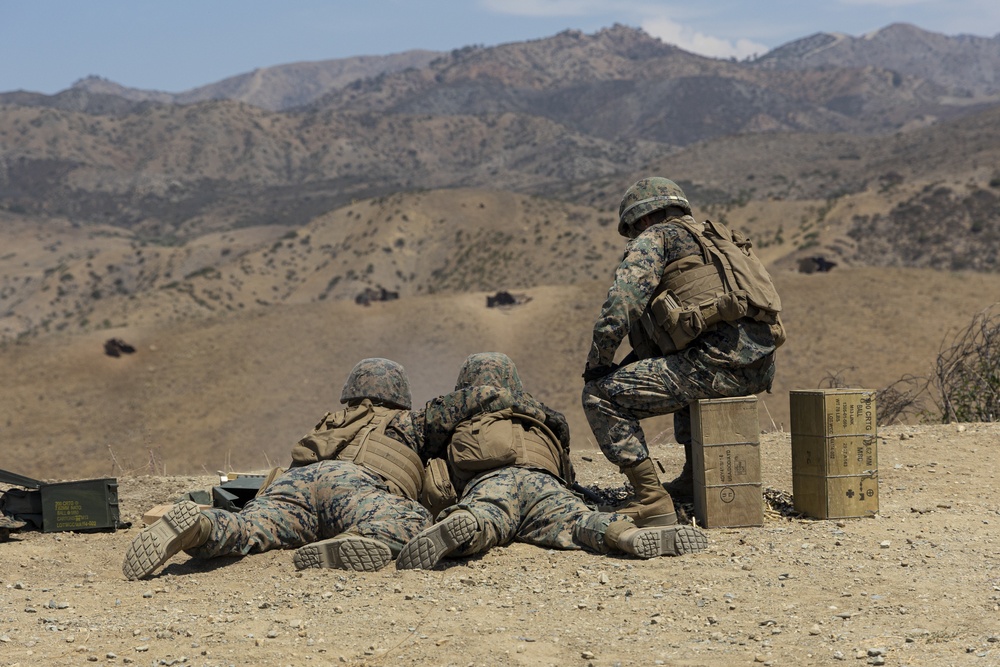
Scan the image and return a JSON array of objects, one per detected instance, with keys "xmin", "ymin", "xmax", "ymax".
[
  {"xmin": 290, "ymin": 400, "xmax": 424, "ymax": 500},
  {"xmin": 446, "ymin": 408, "xmax": 573, "ymax": 492},
  {"xmin": 629, "ymin": 217, "xmax": 785, "ymax": 358}
]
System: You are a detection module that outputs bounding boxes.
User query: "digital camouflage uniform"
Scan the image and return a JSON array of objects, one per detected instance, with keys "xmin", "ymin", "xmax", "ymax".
[
  {"xmin": 582, "ymin": 179, "xmax": 778, "ymax": 478},
  {"xmin": 124, "ymin": 359, "xmax": 431, "ymax": 579},
  {"xmin": 187, "ymin": 411, "xmax": 431, "ymax": 560},
  {"xmin": 404, "ymin": 353, "xmax": 622, "ymax": 561},
  {"xmin": 397, "ymin": 352, "xmax": 708, "ymax": 569}
]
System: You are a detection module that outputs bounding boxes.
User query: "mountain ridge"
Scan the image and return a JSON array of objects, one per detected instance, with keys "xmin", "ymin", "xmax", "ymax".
[
  {"xmin": 2, "ymin": 22, "xmax": 1000, "ymax": 347},
  {"xmin": 757, "ymin": 22, "xmax": 1000, "ymax": 96}
]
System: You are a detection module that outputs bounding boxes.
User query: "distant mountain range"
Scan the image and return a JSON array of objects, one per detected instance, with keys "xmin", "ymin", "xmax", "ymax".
[
  {"xmin": 2, "ymin": 23, "xmax": 999, "ymax": 230},
  {"xmin": 62, "ymin": 50, "xmax": 440, "ymax": 111},
  {"xmin": 2, "ymin": 22, "xmax": 1000, "ymax": 343},
  {"xmin": 757, "ymin": 23, "xmax": 1000, "ymax": 98}
]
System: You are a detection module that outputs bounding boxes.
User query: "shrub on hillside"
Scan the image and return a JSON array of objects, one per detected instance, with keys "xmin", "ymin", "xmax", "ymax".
[{"xmin": 931, "ymin": 305, "xmax": 1000, "ymax": 423}]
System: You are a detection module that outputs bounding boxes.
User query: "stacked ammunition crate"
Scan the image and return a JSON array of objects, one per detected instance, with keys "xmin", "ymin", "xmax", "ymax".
[
  {"xmin": 790, "ymin": 389, "xmax": 878, "ymax": 519},
  {"xmin": 691, "ymin": 396, "xmax": 763, "ymax": 528}
]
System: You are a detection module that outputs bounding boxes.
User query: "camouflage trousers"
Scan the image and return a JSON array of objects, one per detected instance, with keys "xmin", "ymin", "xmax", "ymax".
[
  {"xmin": 186, "ymin": 460, "xmax": 431, "ymax": 559},
  {"xmin": 439, "ymin": 467, "xmax": 626, "ymax": 555},
  {"xmin": 582, "ymin": 354, "xmax": 775, "ymax": 468}
]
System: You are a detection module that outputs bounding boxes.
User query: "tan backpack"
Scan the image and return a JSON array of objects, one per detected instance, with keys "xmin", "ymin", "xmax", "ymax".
[
  {"xmin": 446, "ymin": 408, "xmax": 571, "ymax": 491},
  {"xmin": 290, "ymin": 400, "xmax": 424, "ymax": 500},
  {"xmin": 632, "ymin": 218, "xmax": 785, "ymax": 355}
]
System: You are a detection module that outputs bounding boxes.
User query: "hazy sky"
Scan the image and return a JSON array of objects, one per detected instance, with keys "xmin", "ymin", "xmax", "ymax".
[{"xmin": 3, "ymin": 0, "xmax": 999, "ymax": 94}]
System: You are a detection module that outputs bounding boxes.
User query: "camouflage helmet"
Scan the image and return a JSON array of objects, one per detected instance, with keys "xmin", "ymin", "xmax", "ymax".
[
  {"xmin": 340, "ymin": 358, "xmax": 412, "ymax": 409},
  {"xmin": 455, "ymin": 352, "xmax": 523, "ymax": 393},
  {"xmin": 617, "ymin": 177, "xmax": 691, "ymax": 237}
]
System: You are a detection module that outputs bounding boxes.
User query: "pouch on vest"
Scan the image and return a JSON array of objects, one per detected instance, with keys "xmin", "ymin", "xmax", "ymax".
[
  {"xmin": 337, "ymin": 430, "xmax": 424, "ymax": 500},
  {"xmin": 770, "ymin": 315, "xmax": 787, "ymax": 348},
  {"xmin": 448, "ymin": 408, "xmax": 520, "ymax": 476},
  {"xmin": 290, "ymin": 400, "xmax": 423, "ymax": 500},
  {"xmin": 664, "ymin": 301, "xmax": 707, "ymax": 350},
  {"xmin": 447, "ymin": 409, "xmax": 568, "ymax": 490},
  {"xmin": 420, "ymin": 458, "xmax": 457, "ymax": 518},
  {"xmin": 516, "ymin": 412, "xmax": 575, "ymax": 485}
]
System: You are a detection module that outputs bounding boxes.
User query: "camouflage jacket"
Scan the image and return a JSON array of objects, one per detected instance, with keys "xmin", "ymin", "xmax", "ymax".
[
  {"xmin": 296, "ymin": 387, "xmax": 553, "ymax": 465},
  {"xmin": 587, "ymin": 215, "xmax": 776, "ymax": 370},
  {"xmin": 422, "ymin": 352, "xmax": 572, "ymax": 460},
  {"xmin": 291, "ymin": 404, "xmax": 416, "ymax": 458}
]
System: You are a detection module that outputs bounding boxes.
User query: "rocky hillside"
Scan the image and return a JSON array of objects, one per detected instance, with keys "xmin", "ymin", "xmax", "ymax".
[
  {"xmin": 3, "ymin": 102, "xmax": 1000, "ymax": 343},
  {"xmin": 2, "ymin": 23, "xmax": 1000, "ymax": 345},
  {"xmin": 0, "ymin": 189, "xmax": 623, "ymax": 341},
  {"xmin": 305, "ymin": 25, "xmax": 949, "ymax": 143},
  {"xmin": 3, "ymin": 23, "xmax": 998, "ymax": 245}
]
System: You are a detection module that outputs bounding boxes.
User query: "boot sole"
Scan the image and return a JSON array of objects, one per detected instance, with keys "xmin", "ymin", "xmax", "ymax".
[
  {"xmin": 122, "ymin": 500, "xmax": 202, "ymax": 581},
  {"xmin": 396, "ymin": 512, "xmax": 479, "ymax": 570},
  {"xmin": 628, "ymin": 525, "xmax": 708, "ymax": 558},
  {"xmin": 293, "ymin": 535, "xmax": 392, "ymax": 572}
]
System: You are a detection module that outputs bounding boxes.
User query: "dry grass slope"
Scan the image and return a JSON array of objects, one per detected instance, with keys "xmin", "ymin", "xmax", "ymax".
[{"xmin": 3, "ymin": 259, "xmax": 999, "ymax": 481}]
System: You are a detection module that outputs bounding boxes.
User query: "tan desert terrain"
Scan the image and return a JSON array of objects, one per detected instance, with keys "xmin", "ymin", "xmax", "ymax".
[
  {"xmin": 4, "ymin": 23, "xmax": 1000, "ymax": 667},
  {"xmin": 2, "ymin": 422, "xmax": 999, "ymax": 666},
  {"xmin": 2, "ymin": 161, "xmax": 999, "ymax": 667}
]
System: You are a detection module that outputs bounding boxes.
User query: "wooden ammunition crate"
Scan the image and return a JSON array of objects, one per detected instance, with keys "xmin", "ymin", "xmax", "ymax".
[
  {"xmin": 691, "ymin": 396, "xmax": 763, "ymax": 528},
  {"xmin": 790, "ymin": 388, "xmax": 876, "ymax": 437},
  {"xmin": 790, "ymin": 389, "xmax": 879, "ymax": 519}
]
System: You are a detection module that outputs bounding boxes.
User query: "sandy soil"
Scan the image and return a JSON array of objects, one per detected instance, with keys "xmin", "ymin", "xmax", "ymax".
[{"xmin": 2, "ymin": 422, "xmax": 999, "ymax": 667}]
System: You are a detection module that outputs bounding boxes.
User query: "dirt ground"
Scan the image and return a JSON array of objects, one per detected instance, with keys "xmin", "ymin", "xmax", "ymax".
[{"xmin": 2, "ymin": 422, "xmax": 999, "ymax": 667}]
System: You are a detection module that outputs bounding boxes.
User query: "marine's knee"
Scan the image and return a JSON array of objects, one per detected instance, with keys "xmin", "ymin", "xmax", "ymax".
[{"xmin": 581, "ymin": 382, "xmax": 603, "ymax": 405}]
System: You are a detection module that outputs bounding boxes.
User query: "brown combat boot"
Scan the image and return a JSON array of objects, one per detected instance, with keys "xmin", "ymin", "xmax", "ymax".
[
  {"xmin": 293, "ymin": 533, "xmax": 393, "ymax": 572},
  {"xmin": 618, "ymin": 458, "xmax": 678, "ymax": 526},
  {"xmin": 604, "ymin": 519, "xmax": 708, "ymax": 558},
  {"xmin": 122, "ymin": 501, "xmax": 212, "ymax": 581},
  {"xmin": 395, "ymin": 510, "xmax": 481, "ymax": 570}
]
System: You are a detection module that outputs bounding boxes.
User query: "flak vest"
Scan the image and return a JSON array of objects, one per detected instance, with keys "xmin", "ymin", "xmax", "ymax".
[
  {"xmin": 289, "ymin": 400, "xmax": 424, "ymax": 500},
  {"xmin": 629, "ymin": 217, "xmax": 786, "ymax": 358},
  {"xmin": 446, "ymin": 408, "xmax": 573, "ymax": 492}
]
